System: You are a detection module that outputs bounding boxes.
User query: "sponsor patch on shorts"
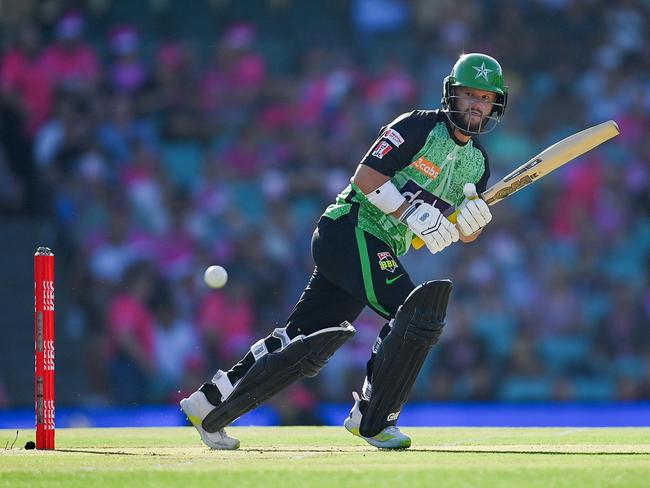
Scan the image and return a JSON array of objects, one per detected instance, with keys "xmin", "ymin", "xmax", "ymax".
[
  {"xmin": 372, "ymin": 141, "xmax": 393, "ymax": 159},
  {"xmin": 411, "ymin": 157, "xmax": 441, "ymax": 179},
  {"xmin": 377, "ymin": 251, "xmax": 398, "ymax": 273}
]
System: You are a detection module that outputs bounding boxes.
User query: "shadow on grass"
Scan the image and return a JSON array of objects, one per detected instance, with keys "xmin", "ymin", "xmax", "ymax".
[
  {"xmin": 409, "ymin": 449, "xmax": 650, "ymax": 456},
  {"xmin": 48, "ymin": 447, "xmax": 650, "ymax": 456},
  {"xmin": 239, "ymin": 447, "xmax": 650, "ymax": 456},
  {"xmin": 55, "ymin": 449, "xmax": 167, "ymax": 456}
]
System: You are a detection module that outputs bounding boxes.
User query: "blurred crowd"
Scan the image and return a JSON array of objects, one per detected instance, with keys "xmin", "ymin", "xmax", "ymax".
[{"xmin": 1, "ymin": 0, "xmax": 649, "ymax": 414}]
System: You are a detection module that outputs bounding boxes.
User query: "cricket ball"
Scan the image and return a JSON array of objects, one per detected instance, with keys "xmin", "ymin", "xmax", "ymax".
[{"xmin": 204, "ymin": 265, "xmax": 228, "ymax": 289}]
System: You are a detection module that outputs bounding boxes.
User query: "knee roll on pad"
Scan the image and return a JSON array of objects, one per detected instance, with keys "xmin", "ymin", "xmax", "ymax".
[
  {"xmin": 359, "ymin": 280, "xmax": 452, "ymax": 438},
  {"xmin": 202, "ymin": 322, "xmax": 355, "ymax": 433}
]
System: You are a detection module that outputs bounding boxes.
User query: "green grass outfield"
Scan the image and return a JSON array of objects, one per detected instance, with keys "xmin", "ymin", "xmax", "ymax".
[{"xmin": 1, "ymin": 427, "xmax": 649, "ymax": 487}]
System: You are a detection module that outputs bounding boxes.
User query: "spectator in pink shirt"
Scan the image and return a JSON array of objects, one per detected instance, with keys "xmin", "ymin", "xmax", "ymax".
[
  {"xmin": 107, "ymin": 25, "xmax": 149, "ymax": 94},
  {"xmin": 154, "ymin": 196, "xmax": 196, "ymax": 281},
  {"xmin": 200, "ymin": 23, "xmax": 266, "ymax": 115},
  {"xmin": 222, "ymin": 24, "xmax": 266, "ymax": 91},
  {"xmin": 221, "ymin": 126, "xmax": 264, "ymax": 177},
  {"xmin": 106, "ymin": 261, "xmax": 157, "ymax": 403},
  {"xmin": 42, "ymin": 12, "xmax": 100, "ymax": 93},
  {"xmin": 366, "ymin": 56, "xmax": 417, "ymax": 106},
  {"xmin": 550, "ymin": 154, "xmax": 603, "ymax": 239},
  {"xmin": 1, "ymin": 22, "xmax": 53, "ymax": 135},
  {"xmin": 197, "ymin": 276, "xmax": 254, "ymax": 367}
]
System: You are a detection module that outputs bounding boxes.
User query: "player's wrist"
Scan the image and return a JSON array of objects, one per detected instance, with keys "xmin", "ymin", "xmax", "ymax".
[
  {"xmin": 458, "ymin": 228, "xmax": 481, "ymax": 243},
  {"xmin": 398, "ymin": 204, "xmax": 417, "ymax": 224}
]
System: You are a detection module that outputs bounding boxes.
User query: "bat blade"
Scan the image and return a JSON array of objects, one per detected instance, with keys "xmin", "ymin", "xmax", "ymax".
[
  {"xmin": 481, "ymin": 119, "xmax": 619, "ymax": 206},
  {"xmin": 412, "ymin": 120, "xmax": 619, "ymax": 249}
]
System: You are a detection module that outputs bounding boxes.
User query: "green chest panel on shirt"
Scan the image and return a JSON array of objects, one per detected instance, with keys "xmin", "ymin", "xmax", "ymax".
[
  {"xmin": 393, "ymin": 122, "xmax": 486, "ymax": 208},
  {"xmin": 322, "ymin": 120, "xmax": 487, "ymax": 256}
]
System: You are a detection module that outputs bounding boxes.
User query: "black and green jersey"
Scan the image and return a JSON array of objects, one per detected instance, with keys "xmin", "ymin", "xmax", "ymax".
[{"xmin": 322, "ymin": 110, "xmax": 490, "ymax": 256}]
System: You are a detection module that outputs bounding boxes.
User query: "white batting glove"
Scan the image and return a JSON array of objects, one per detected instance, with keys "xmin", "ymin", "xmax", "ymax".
[
  {"xmin": 400, "ymin": 203, "xmax": 459, "ymax": 254},
  {"xmin": 456, "ymin": 183, "xmax": 492, "ymax": 236}
]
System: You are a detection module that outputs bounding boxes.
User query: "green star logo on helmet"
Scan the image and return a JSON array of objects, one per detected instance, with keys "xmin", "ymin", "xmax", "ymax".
[{"xmin": 472, "ymin": 62, "xmax": 493, "ymax": 82}]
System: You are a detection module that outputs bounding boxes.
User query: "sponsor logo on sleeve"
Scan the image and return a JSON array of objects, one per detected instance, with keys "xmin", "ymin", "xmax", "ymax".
[
  {"xmin": 372, "ymin": 140, "xmax": 393, "ymax": 159},
  {"xmin": 383, "ymin": 128, "xmax": 404, "ymax": 147},
  {"xmin": 411, "ymin": 157, "xmax": 441, "ymax": 179}
]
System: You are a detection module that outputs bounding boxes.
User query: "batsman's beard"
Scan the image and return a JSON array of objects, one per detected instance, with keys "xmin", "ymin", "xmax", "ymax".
[{"xmin": 460, "ymin": 110, "xmax": 485, "ymax": 132}]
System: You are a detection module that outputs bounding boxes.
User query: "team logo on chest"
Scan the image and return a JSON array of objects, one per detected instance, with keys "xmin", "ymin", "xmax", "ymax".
[{"xmin": 377, "ymin": 252, "xmax": 398, "ymax": 273}]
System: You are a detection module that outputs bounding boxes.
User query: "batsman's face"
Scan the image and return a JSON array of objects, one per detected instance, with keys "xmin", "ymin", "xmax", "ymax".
[{"xmin": 452, "ymin": 87, "xmax": 497, "ymax": 131}]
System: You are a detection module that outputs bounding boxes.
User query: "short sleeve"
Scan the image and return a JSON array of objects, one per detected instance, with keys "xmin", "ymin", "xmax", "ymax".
[{"xmin": 359, "ymin": 110, "xmax": 435, "ymax": 177}]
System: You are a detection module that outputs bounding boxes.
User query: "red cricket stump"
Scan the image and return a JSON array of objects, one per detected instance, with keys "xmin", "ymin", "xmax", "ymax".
[{"xmin": 34, "ymin": 247, "xmax": 55, "ymax": 450}]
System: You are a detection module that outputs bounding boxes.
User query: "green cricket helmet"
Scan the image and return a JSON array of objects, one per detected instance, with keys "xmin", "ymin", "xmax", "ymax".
[{"xmin": 441, "ymin": 53, "xmax": 508, "ymax": 135}]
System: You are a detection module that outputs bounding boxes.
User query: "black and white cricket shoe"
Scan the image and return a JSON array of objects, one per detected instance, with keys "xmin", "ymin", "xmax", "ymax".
[
  {"xmin": 343, "ymin": 392, "xmax": 411, "ymax": 449},
  {"xmin": 180, "ymin": 390, "xmax": 240, "ymax": 450}
]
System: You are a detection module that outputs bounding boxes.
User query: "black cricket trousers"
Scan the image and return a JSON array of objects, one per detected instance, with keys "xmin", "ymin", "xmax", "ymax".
[{"xmin": 227, "ymin": 213, "xmax": 415, "ymax": 384}]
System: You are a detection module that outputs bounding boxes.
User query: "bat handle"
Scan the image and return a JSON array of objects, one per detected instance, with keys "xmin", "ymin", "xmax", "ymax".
[
  {"xmin": 412, "ymin": 236, "xmax": 426, "ymax": 250},
  {"xmin": 447, "ymin": 208, "xmax": 461, "ymax": 224},
  {"xmin": 411, "ymin": 190, "xmax": 478, "ymax": 250}
]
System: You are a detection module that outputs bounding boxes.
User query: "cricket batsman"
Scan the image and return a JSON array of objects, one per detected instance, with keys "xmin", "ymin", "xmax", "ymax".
[{"xmin": 181, "ymin": 53, "xmax": 508, "ymax": 449}]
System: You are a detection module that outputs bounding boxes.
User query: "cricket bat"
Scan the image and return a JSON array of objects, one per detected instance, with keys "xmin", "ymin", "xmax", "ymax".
[{"xmin": 412, "ymin": 119, "xmax": 620, "ymax": 250}]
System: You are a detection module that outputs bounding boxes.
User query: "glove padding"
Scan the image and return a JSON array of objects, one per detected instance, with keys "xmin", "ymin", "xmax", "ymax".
[
  {"xmin": 456, "ymin": 183, "xmax": 492, "ymax": 236},
  {"xmin": 402, "ymin": 203, "xmax": 459, "ymax": 254}
]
